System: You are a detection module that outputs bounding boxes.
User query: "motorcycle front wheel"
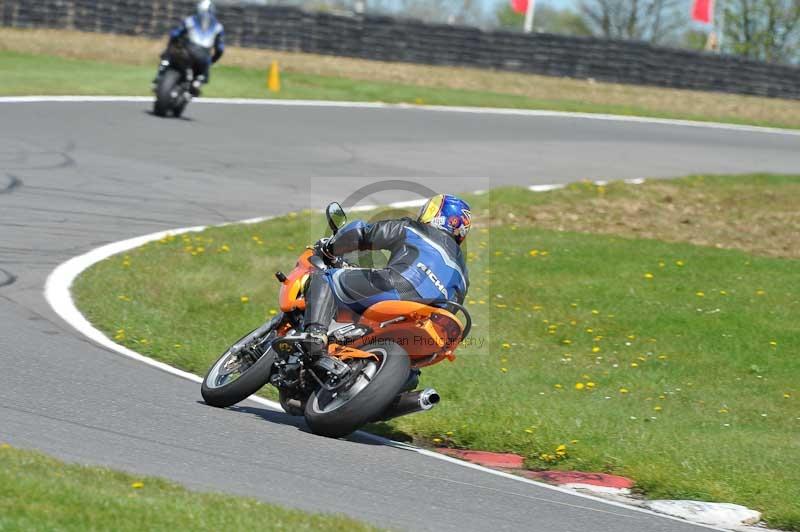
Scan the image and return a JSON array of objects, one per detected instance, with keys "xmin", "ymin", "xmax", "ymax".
[
  {"xmin": 153, "ymin": 69, "xmax": 181, "ymax": 117},
  {"xmin": 304, "ymin": 341, "xmax": 410, "ymax": 438},
  {"xmin": 201, "ymin": 325, "xmax": 277, "ymax": 408}
]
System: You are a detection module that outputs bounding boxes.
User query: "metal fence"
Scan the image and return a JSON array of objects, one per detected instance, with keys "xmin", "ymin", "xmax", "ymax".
[{"xmin": 2, "ymin": 0, "xmax": 799, "ymax": 99}]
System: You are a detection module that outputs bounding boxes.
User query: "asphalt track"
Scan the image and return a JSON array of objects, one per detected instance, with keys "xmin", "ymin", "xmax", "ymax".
[{"xmin": 2, "ymin": 99, "xmax": 799, "ymax": 531}]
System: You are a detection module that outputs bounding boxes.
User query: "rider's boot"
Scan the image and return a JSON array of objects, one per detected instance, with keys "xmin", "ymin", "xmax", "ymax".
[
  {"xmin": 190, "ymin": 75, "xmax": 206, "ymax": 97},
  {"xmin": 152, "ymin": 57, "xmax": 169, "ymax": 91},
  {"xmin": 301, "ymin": 324, "xmax": 328, "ymax": 360},
  {"xmin": 302, "ymin": 272, "xmax": 336, "ymax": 356}
]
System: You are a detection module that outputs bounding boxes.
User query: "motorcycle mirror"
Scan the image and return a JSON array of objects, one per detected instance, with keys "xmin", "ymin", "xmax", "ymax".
[{"xmin": 326, "ymin": 202, "xmax": 347, "ymax": 235}]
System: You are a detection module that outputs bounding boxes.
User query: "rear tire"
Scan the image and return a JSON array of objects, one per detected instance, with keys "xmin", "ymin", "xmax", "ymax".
[
  {"xmin": 304, "ymin": 342, "xmax": 410, "ymax": 438},
  {"xmin": 154, "ymin": 69, "xmax": 180, "ymax": 117},
  {"xmin": 201, "ymin": 328, "xmax": 277, "ymax": 408}
]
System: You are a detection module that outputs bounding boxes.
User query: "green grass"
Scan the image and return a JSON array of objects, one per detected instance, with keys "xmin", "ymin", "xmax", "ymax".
[
  {"xmin": 72, "ymin": 175, "xmax": 800, "ymax": 530},
  {"xmin": 1, "ymin": 50, "xmax": 798, "ymax": 129},
  {"xmin": 0, "ymin": 444, "xmax": 377, "ymax": 531}
]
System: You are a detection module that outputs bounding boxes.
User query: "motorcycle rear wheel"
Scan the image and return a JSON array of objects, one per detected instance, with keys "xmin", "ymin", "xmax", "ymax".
[
  {"xmin": 201, "ymin": 327, "xmax": 277, "ymax": 408},
  {"xmin": 304, "ymin": 342, "xmax": 410, "ymax": 438},
  {"xmin": 154, "ymin": 69, "xmax": 181, "ymax": 117}
]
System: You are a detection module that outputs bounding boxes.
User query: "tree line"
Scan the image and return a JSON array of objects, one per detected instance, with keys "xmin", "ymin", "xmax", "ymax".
[
  {"xmin": 302, "ymin": 0, "xmax": 800, "ymax": 64},
  {"xmin": 496, "ymin": 0, "xmax": 800, "ymax": 64}
]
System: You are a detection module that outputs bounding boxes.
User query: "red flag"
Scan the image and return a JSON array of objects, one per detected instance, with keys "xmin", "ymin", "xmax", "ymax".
[
  {"xmin": 510, "ymin": 0, "xmax": 528, "ymax": 15},
  {"xmin": 691, "ymin": 0, "xmax": 714, "ymax": 24}
]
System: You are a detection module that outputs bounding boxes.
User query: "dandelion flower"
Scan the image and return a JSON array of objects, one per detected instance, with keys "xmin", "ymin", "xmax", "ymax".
[
  {"xmin": 769, "ymin": 341, "xmax": 778, "ymax": 347},
  {"xmin": 502, "ymin": 342, "xmax": 511, "ymax": 349},
  {"xmin": 524, "ymin": 428, "xmax": 534, "ymax": 434},
  {"xmin": 500, "ymin": 368, "xmax": 508, "ymax": 373},
  {"xmin": 529, "ymin": 249, "xmax": 539, "ymax": 257},
  {"xmin": 676, "ymin": 260, "xmax": 685, "ymax": 267},
  {"xmin": 592, "ymin": 346, "xmax": 601, "ymax": 353},
  {"xmin": 131, "ymin": 482, "xmax": 144, "ymax": 489},
  {"xmin": 696, "ymin": 291, "xmax": 705, "ymax": 297},
  {"xmin": 240, "ymin": 296, "xmax": 250, "ymax": 303},
  {"xmin": 432, "ymin": 438, "xmax": 442, "ymax": 444},
  {"xmin": 755, "ymin": 289, "xmax": 766, "ymax": 296},
  {"xmin": 554, "ymin": 384, "xmax": 563, "ymax": 389},
  {"xmin": 574, "ymin": 382, "xmax": 585, "ymax": 390},
  {"xmin": 643, "ymin": 273, "xmax": 654, "ymax": 280},
  {"xmin": 654, "ymin": 405, "xmax": 662, "ymax": 412},
  {"xmin": 630, "ymin": 362, "xmax": 639, "ymax": 368},
  {"xmin": 784, "ymin": 393, "xmax": 791, "ymax": 399},
  {"xmin": 586, "ymin": 382, "xmax": 596, "ymax": 389},
  {"xmin": 619, "ymin": 388, "xmax": 629, "ymax": 394},
  {"xmin": 591, "ymin": 309, "xmax": 600, "ymax": 315}
]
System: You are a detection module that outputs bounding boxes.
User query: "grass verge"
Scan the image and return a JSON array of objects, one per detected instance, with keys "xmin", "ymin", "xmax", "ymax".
[
  {"xmin": 0, "ymin": 443, "xmax": 377, "ymax": 531},
  {"xmin": 2, "ymin": 28, "xmax": 800, "ymax": 129},
  {"xmin": 73, "ymin": 174, "xmax": 800, "ymax": 530}
]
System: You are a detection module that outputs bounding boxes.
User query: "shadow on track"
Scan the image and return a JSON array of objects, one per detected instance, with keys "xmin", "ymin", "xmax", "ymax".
[
  {"xmin": 210, "ymin": 402, "xmax": 415, "ymax": 445},
  {"xmin": 143, "ymin": 109, "xmax": 194, "ymax": 122}
]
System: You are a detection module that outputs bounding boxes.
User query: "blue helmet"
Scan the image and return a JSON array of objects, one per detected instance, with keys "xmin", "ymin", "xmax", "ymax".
[
  {"xmin": 196, "ymin": 0, "xmax": 216, "ymax": 30},
  {"xmin": 417, "ymin": 194, "xmax": 472, "ymax": 245}
]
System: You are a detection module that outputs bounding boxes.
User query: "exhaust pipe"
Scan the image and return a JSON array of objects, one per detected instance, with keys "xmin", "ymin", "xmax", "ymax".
[{"xmin": 379, "ymin": 388, "xmax": 440, "ymax": 421}]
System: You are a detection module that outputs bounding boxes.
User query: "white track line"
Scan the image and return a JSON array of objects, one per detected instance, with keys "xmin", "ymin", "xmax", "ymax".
[
  {"xmin": 44, "ymin": 212, "xmax": 724, "ymax": 532},
  {"xmin": 2, "ymin": 95, "xmax": 799, "ymax": 137},
  {"xmin": 529, "ymin": 183, "xmax": 567, "ymax": 192}
]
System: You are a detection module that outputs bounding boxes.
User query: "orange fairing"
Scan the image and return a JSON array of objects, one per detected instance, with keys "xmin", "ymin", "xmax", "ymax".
[
  {"xmin": 279, "ymin": 249, "xmax": 315, "ymax": 312},
  {"xmin": 358, "ymin": 300, "xmax": 465, "ymax": 368}
]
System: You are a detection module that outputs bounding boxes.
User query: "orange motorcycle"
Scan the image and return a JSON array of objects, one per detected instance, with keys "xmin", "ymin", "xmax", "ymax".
[{"xmin": 201, "ymin": 203, "xmax": 472, "ymax": 438}]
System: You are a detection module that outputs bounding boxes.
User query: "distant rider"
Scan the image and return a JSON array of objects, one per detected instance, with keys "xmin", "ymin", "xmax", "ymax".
[
  {"xmin": 153, "ymin": 0, "xmax": 225, "ymax": 96},
  {"xmin": 301, "ymin": 194, "xmax": 472, "ymax": 366}
]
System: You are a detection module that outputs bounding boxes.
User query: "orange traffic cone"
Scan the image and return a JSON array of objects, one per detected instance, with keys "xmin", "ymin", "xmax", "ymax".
[{"xmin": 267, "ymin": 61, "xmax": 281, "ymax": 93}]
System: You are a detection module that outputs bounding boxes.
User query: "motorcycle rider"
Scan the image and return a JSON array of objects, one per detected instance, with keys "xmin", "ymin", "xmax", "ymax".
[
  {"xmin": 153, "ymin": 0, "xmax": 225, "ymax": 96},
  {"xmin": 301, "ymin": 194, "xmax": 471, "ymax": 362}
]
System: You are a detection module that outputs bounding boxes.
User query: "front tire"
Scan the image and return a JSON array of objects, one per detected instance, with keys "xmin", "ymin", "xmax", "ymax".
[
  {"xmin": 304, "ymin": 342, "xmax": 410, "ymax": 438},
  {"xmin": 154, "ymin": 69, "xmax": 180, "ymax": 117},
  {"xmin": 201, "ymin": 327, "xmax": 277, "ymax": 408}
]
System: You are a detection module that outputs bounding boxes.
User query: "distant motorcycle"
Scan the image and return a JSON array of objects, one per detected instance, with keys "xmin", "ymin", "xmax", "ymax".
[
  {"xmin": 201, "ymin": 203, "xmax": 472, "ymax": 438},
  {"xmin": 152, "ymin": 38, "xmax": 204, "ymax": 118}
]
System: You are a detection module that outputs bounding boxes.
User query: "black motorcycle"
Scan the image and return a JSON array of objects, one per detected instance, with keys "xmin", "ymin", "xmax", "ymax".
[{"xmin": 153, "ymin": 38, "xmax": 205, "ymax": 118}]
